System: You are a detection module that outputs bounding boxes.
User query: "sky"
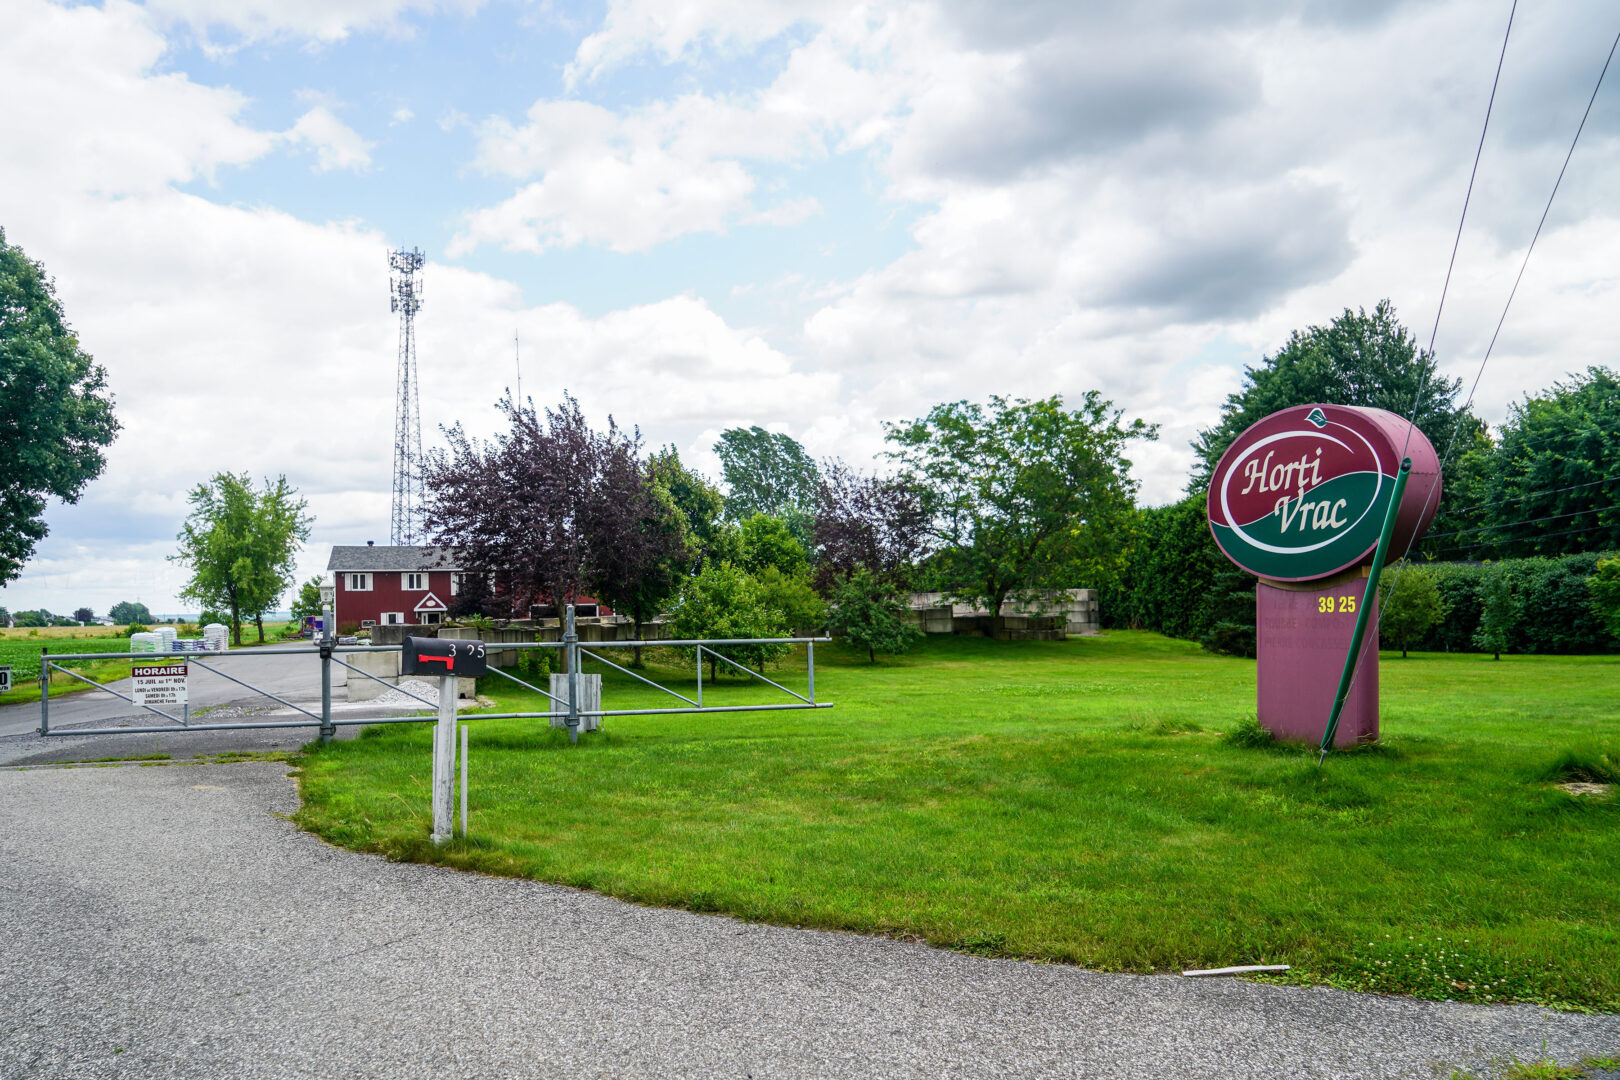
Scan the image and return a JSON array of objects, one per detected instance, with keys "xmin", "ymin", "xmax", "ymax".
[{"xmin": 2, "ymin": 0, "xmax": 1618, "ymax": 617}]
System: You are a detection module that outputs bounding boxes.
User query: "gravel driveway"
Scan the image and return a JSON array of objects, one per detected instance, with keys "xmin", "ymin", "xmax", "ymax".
[{"xmin": 1, "ymin": 762, "xmax": 1615, "ymax": 1079}]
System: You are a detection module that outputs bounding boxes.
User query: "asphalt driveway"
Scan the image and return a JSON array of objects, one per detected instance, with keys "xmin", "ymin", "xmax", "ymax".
[{"xmin": 1, "ymin": 761, "xmax": 1616, "ymax": 1079}]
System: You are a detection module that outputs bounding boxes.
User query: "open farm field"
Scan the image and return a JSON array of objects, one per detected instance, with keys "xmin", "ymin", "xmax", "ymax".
[
  {"xmin": 294, "ymin": 631, "xmax": 1620, "ymax": 1010},
  {"xmin": 0, "ymin": 635, "xmax": 138, "ymax": 705}
]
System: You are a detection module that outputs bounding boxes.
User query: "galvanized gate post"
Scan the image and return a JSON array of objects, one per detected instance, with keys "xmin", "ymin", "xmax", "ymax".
[
  {"xmin": 564, "ymin": 604, "xmax": 580, "ymax": 745},
  {"xmin": 432, "ymin": 672, "xmax": 458, "ymax": 843},
  {"xmin": 38, "ymin": 646, "xmax": 49, "ymax": 736},
  {"xmin": 318, "ymin": 604, "xmax": 336, "ymax": 743}
]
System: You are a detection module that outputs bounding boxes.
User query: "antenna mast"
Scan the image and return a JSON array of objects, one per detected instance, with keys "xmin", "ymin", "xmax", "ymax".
[
  {"xmin": 388, "ymin": 247, "xmax": 425, "ymax": 546},
  {"xmin": 514, "ymin": 330, "xmax": 522, "ymax": 406}
]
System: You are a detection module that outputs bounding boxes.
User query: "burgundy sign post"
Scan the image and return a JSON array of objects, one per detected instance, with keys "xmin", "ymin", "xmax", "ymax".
[{"xmin": 1207, "ymin": 405, "xmax": 1441, "ymax": 746}]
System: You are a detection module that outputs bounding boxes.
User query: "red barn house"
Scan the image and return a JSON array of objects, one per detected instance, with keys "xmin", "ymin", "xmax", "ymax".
[
  {"xmin": 326, "ymin": 545, "xmax": 462, "ymax": 630},
  {"xmin": 325, "ymin": 543, "xmax": 612, "ymax": 628}
]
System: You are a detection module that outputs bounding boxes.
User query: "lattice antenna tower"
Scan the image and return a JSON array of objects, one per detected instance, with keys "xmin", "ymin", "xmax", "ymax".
[{"xmin": 388, "ymin": 247, "xmax": 426, "ymax": 546}]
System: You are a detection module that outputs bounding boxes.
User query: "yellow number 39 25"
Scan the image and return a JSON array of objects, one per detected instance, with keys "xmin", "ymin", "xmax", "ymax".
[{"xmin": 1318, "ymin": 595, "xmax": 1357, "ymax": 614}]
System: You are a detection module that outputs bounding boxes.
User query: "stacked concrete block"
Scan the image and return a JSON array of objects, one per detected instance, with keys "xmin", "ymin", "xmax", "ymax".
[{"xmin": 549, "ymin": 673, "xmax": 602, "ymax": 732}]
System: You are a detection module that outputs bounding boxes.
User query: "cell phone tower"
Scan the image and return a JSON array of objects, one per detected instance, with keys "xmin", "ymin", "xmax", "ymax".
[{"xmin": 388, "ymin": 247, "xmax": 426, "ymax": 546}]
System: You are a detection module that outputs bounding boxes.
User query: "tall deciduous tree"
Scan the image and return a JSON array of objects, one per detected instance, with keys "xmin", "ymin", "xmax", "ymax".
[
  {"xmin": 108, "ymin": 600, "xmax": 152, "ymax": 626},
  {"xmin": 583, "ymin": 442, "xmax": 693, "ymax": 664},
  {"xmin": 73, "ymin": 606, "xmax": 94, "ymax": 624},
  {"xmin": 0, "ymin": 227, "xmax": 120, "ymax": 584},
  {"xmin": 289, "ymin": 577, "xmax": 323, "ymax": 621},
  {"xmin": 424, "ymin": 394, "xmax": 611, "ymax": 621},
  {"xmin": 885, "ymin": 393, "xmax": 1155, "ymax": 626},
  {"xmin": 646, "ymin": 446, "xmax": 723, "ymax": 556},
  {"xmin": 171, "ymin": 473, "xmax": 311, "ymax": 645},
  {"xmin": 1471, "ymin": 366, "xmax": 1619, "ymax": 559},
  {"xmin": 811, "ymin": 461, "xmax": 930, "ymax": 593},
  {"xmin": 713, "ymin": 426, "xmax": 819, "ymax": 541},
  {"xmin": 1191, "ymin": 301, "xmax": 1481, "ymax": 491}
]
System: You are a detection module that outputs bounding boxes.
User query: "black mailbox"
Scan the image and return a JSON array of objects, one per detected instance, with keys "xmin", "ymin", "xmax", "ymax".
[{"xmin": 400, "ymin": 636, "xmax": 487, "ymax": 678}]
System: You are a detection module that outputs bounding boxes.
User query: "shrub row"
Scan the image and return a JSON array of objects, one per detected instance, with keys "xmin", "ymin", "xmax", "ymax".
[
  {"xmin": 1100, "ymin": 495, "xmax": 1617, "ymax": 655},
  {"xmin": 1413, "ymin": 552, "xmax": 1616, "ymax": 655}
]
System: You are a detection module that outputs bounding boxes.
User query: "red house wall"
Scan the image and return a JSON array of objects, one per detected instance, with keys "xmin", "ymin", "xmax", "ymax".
[{"xmin": 335, "ymin": 570, "xmax": 457, "ymax": 628}]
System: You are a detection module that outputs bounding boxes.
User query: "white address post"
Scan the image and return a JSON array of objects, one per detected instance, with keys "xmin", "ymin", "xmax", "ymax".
[{"xmin": 431, "ymin": 672, "xmax": 457, "ymax": 844}]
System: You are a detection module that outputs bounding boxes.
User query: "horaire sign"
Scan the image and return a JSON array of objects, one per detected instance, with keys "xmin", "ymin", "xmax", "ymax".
[{"xmin": 1207, "ymin": 404, "xmax": 1442, "ymax": 583}]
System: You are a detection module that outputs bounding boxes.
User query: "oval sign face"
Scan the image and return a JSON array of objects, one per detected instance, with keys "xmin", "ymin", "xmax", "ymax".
[{"xmin": 1207, "ymin": 404, "xmax": 1442, "ymax": 582}]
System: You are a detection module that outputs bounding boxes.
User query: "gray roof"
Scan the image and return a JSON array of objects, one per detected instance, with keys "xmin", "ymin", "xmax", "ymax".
[{"xmin": 326, "ymin": 545, "xmax": 461, "ymax": 572}]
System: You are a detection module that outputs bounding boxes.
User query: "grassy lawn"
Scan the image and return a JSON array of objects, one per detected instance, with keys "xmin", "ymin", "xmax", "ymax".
[{"xmin": 293, "ymin": 631, "xmax": 1620, "ymax": 1010}]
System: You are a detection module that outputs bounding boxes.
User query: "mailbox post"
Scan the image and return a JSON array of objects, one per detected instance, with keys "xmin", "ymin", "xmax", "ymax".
[{"xmin": 402, "ymin": 635, "xmax": 487, "ymax": 844}]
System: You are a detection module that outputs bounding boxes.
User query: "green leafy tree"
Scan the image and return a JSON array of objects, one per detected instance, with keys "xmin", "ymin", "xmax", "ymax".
[
  {"xmin": 666, "ymin": 560, "xmax": 789, "ymax": 680},
  {"xmin": 714, "ymin": 426, "xmax": 819, "ymax": 543},
  {"xmin": 886, "ymin": 393, "xmax": 1155, "ymax": 628},
  {"xmin": 0, "ymin": 228, "xmax": 121, "ymax": 585},
  {"xmin": 1378, "ymin": 564, "xmax": 1447, "ymax": 658},
  {"xmin": 15, "ymin": 609, "xmax": 48, "ymax": 627},
  {"xmin": 72, "ymin": 606, "xmax": 94, "ymax": 624},
  {"xmin": 289, "ymin": 576, "xmax": 323, "ymax": 621},
  {"xmin": 1473, "ymin": 563, "xmax": 1519, "ymax": 660},
  {"xmin": 107, "ymin": 601, "xmax": 152, "ymax": 625},
  {"xmin": 1191, "ymin": 301, "xmax": 1481, "ymax": 491},
  {"xmin": 827, "ymin": 569, "xmax": 922, "ymax": 663},
  {"xmin": 585, "ymin": 465, "xmax": 693, "ymax": 666},
  {"xmin": 753, "ymin": 565, "xmax": 826, "ymax": 634},
  {"xmin": 646, "ymin": 445, "xmax": 724, "ymax": 555},
  {"xmin": 738, "ymin": 513, "xmax": 808, "ymax": 578},
  {"xmin": 171, "ymin": 473, "xmax": 312, "ymax": 645},
  {"xmin": 0, "ymin": 606, "xmax": 9, "ymax": 626},
  {"xmin": 1468, "ymin": 367, "xmax": 1620, "ymax": 559},
  {"xmin": 1591, "ymin": 557, "xmax": 1620, "ymax": 644}
]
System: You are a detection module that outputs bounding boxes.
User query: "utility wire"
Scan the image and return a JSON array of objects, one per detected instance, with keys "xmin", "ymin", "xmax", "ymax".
[
  {"xmin": 1424, "ymin": 501, "xmax": 1620, "ymax": 540},
  {"xmin": 1427, "ymin": 520, "xmax": 1620, "ymax": 557},
  {"xmin": 1441, "ymin": 472, "xmax": 1620, "ymax": 517},
  {"xmin": 1330, "ymin": 9, "xmax": 1620, "ymax": 741}
]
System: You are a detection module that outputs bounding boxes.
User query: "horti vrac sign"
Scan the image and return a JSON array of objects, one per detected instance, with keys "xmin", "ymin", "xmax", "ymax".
[
  {"xmin": 1208, "ymin": 404, "xmax": 1442, "ymax": 583},
  {"xmin": 1207, "ymin": 404, "xmax": 1442, "ymax": 747}
]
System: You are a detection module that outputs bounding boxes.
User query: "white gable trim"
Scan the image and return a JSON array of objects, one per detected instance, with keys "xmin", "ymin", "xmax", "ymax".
[{"xmin": 414, "ymin": 591, "xmax": 448, "ymax": 613}]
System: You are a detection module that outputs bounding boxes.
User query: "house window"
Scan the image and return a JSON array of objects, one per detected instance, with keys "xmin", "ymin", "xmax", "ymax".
[
  {"xmin": 451, "ymin": 572, "xmax": 494, "ymax": 596},
  {"xmin": 382, "ymin": 612, "xmax": 404, "ymax": 625},
  {"xmin": 346, "ymin": 573, "xmax": 372, "ymax": 591},
  {"xmin": 403, "ymin": 572, "xmax": 427, "ymax": 590},
  {"xmin": 419, "ymin": 612, "xmax": 442, "ymax": 625}
]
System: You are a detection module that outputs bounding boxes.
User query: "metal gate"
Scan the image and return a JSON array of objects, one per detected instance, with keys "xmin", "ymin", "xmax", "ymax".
[{"xmin": 36, "ymin": 605, "xmax": 832, "ymax": 743}]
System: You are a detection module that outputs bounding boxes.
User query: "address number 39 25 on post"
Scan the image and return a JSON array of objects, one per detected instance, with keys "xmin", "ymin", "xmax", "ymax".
[
  {"xmin": 1316, "ymin": 595, "xmax": 1357, "ymax": 614},
  {"xmin": 400, "ymin": 637, "xmax": 488, "ymax": 678}
]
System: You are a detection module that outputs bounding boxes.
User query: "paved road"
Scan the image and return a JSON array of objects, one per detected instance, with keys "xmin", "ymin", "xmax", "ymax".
[
  {"xmin": 2, "ymin": 763, "xmax": 1615, "ymax": 1079},
  {"xmin": 0, "ymin": 644, "xmax": 330, "ymax": 739}
]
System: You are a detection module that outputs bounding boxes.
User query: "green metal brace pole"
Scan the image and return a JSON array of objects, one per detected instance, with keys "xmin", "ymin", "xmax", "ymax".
[{"xmin": 1320, "ymin": 457, "xmax": 1412, "ymax": 760}]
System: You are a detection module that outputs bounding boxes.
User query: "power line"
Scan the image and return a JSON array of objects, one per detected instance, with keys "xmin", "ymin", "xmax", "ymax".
[
  {"xmin": 1465, "ymin": 24, "xmax": 1620, "ymax": 420},
  {"xmin": 1413, "ymin": 0, "xmax": 1516, "ymax": 401},
  {"xmin": 1332, "ymin": 9, "xmax": 1619, "ymax": 743},
  {"xmin": 1427, "ymin": 520, "xmax": 1620, "ymax": 557},
  {"xmin": 1442, "ymin": 472, "xmax": 1620, "ymax": 517},
  {"xmin": 1424, "ymin": 501, "xmax": 1620, "ymax": 540}
]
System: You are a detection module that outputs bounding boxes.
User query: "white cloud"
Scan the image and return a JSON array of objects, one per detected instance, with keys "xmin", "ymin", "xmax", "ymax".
[
  {"xmin": 0, "ymin": 0, "xmax": 274, "ymax": 202},
  {"xmin": 451, "ymin": 93, "xmax": 829, "ymax": 254},
  {"xmin": 283, "ymin": 106, "xmax": 376, "ymax": 173},
  {"xmin": 391, "ymin": 106, "xmax": 415, "ymax": 125}
]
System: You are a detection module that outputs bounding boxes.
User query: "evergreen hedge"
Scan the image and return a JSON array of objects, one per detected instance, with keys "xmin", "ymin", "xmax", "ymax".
[{"xmin": 1101, "ymin": 497, "xmax": 1616, "ymax": 656}]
